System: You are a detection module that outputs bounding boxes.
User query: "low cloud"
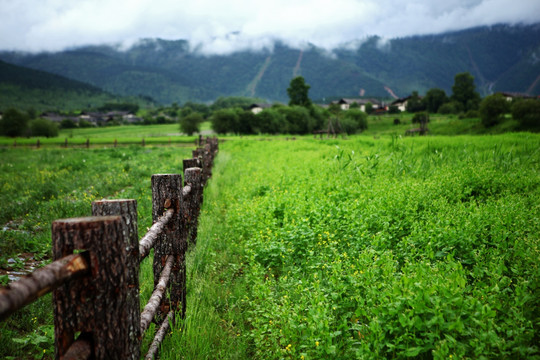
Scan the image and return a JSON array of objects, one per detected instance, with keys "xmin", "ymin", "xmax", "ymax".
[{"xmin": 0, "ymin": 0, "xmax": 539, "ymax": 54}]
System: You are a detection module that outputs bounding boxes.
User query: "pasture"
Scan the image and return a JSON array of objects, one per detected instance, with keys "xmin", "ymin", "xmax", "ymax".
[{"xmin": 1, "ymin": 131, "xmax": 539, "ymax": 359}]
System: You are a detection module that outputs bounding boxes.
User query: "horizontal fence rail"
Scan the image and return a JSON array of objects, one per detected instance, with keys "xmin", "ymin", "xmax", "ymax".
[{"xmin": 0, "ymin": 136, "xmax": 219, "ymax": 359}]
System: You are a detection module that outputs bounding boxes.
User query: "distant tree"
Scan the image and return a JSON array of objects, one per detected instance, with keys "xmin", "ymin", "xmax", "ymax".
[
  {"xmin": 60, "ymin": 118, "xmax": 77, "ymax": 129},
  {"xmin": 179, "ymin": 112, "xmax": 203, "ymax": 135},
  {"xmin": 287, "ymin": 76, "xmax": 312, "ymax": 107},
  {"xmin": 388, "ymin": 105, "xmax": 400, "ymax": 114},
  {"xmin": 78, "ymin": 119, "xmax": 94, "ymax": 128},
  {"xmin": 237, "ymin": 110, "xmax": 257, "ymax": 134},
  {"xmin": 0, "ymin": 108, "xmax": 29, "ymax": 137},
  {"xmin": 511, "ymin": 99, "xmax": 540, "ymax": 129},
  {"xmin": 328, "ymin": 103, "xmax": 341, "ymax": 114},
  {"xmin": 253, "ymin": 108, "xmax": 285, "ymax": 134},
  {"xmin": 438, "ymin": 101, "xmax": 463, "ymax": 114},
  {"xmin": 183, "ymin": 101, "xmax": 211, "ymax": 118},
  {"xmin": 364, "ymin": 102, "xmax": 374, "ymax": 114},
  {"xmin": 423, "ymin": 88, "xmax": 448, "ymax": 113},
  {"xmin": 451, "ymin": 72, "xmax": 481, "ymax": 111},
  {"xmin": 278, "ymin": 106, "xmax": 314, "ymax": 134},
  {"xmin": 406, "ymin": 91, "xmax": 425, "ymax": 113},
  {"xmin": 211, "ymin": 108, "xmax": 240, "ymax": 134},
  {"xmin": 479, "ymin": 93, "xmax": 509, "ymax": 127},
  {"xmin": 29, "ymin": 119, "xmax": 59, "ymax": 137},
  {"xmin": 211, "ymin": 97, "xmax": 258, "ymax": 111},
  {"xmin": 412, "ymin": 112, "xmax": 430, "ymax": 124},
  {"xmin": 349, "ymin": 102, "xmax": 360, "ymax": 109},
  {"xmin": 342, "ymin": 109, "xmax": 368, "ymax": 133}
]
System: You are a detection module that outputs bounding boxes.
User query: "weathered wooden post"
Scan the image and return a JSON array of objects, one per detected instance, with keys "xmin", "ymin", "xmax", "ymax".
[
  {"xmin": 36, "ymin": 139, "xmax": 40, "ymax": 148},
  {"xmin": 114, "ymin": 139, "xmax": 118, "ymax": 148},
  {"xmin": 52, "ymin": 216, "xmax": 137, "ymax": 360},
  {"xmin": 64, "ymin": 138, "xmax": 68, "ymax": 148},
  {"xmin": 142, "ymin": 138, "xmax": 145, "ymax": 147},
  {"xmin": 86, "ymin": 139, "xmax": 90, "ymax": 148},
  {"xmin": 183, "ymin": 162, "xmax": 203, "ymax": 246},
  {"xmin": 151, "ymin": 174, "xmax": 184, "ymax": 320},
  {"xmin": 91, "ymin": 199, "xmax": 140, "ymax": 358}
]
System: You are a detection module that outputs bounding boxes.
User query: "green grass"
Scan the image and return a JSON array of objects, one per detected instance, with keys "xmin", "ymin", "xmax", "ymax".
[
  {"xmin": 0, "ymin": 122, "xmax": 215, "ymax": 147},
  {"xmin": 164, "ymin": 134, "xmax": 540, "ymax": 359},
  {"xmin": 2, "ymin": 129, "xmax": 539, "ymax": 359}
]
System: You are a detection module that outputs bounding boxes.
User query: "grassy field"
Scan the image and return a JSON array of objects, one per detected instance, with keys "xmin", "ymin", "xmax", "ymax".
[
  {"xmin": 162, "ymin": 134, "xmax": 539, "ymax": 359},
  {"xmin": 1, "ymin": 120, "xmax": 539, "ymax": 358}
]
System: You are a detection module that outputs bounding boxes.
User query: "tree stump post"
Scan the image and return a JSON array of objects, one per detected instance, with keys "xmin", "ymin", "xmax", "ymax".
[
  {"xmin": 151, "ymin": 174, "xmax": 184, "ymax": 321},
  {"xmin": 91, "ymin": 199, "xmax": 140, "ymax": 358},
  {"xmin": 52, "ymin": 216, "xmax": 134, "ymax": 360},
  {"xmin": 183, "ymin": 166, "xmax": 202, "ymax": 247}
]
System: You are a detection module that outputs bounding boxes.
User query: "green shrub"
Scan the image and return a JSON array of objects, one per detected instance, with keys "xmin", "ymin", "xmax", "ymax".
[
  {"xmin": 479, "ymin": 93, "xmax": 509, "ymax": 127},
  {"xmin": 412, "ymin": 111, "xmax": 430, "ymax": 124},
  {"xmin": 29, "ymin": 119, "xmax": 59, "ymax": 137},
  {"xmin": 512, "ymin": 99, "xmax": 540, "ymax": 129}
]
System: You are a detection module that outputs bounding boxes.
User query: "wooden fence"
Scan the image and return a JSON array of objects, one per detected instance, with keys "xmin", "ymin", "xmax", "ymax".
[{"xmin": 0, "ymin": 137, "xmax": 219, "ymax": 359}]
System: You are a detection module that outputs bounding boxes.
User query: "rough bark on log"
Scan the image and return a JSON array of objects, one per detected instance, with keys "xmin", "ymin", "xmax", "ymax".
[
  {"xmin": 0, "ymin": 253, "xmax": 89, "ymax": 321},
  {"xmin": 63, "ymin": 335, "xmax": 92, "ymax": 360},
  {"xmin": 52, "ymin": 216, "xmax": 132, "ymax": 360},
  {"xmin": 139, "ymin": 208, "xmax": 174, "ymax": 260},
  {"xmin": 140, "ymin": 255, "xmax": 174, "ymax": 335},
  {"xmin": 145, "ymin": 310, "xmax": 174, "ymax": 360},
  {"xmin": 184, "ymin": 167, "xmax": 202, "ymax": 247},
  {"xmin": 151, "ymin": 174, "xmax": 184, "ymax": 322},
  {"xmin": 91, "ymin": 199, "xmax": 141, "ymax": 360}
]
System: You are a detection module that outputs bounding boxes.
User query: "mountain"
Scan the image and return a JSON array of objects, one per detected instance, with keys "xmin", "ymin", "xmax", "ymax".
[
  {"xmin": 1, "ymin": 24, "xmax": 539, "ymax": 105},
  {"xmin": 0, "ymin": 60, "xmax": 155, "ymax": 111}
]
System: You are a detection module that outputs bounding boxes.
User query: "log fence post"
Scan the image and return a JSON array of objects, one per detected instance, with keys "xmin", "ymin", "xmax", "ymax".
[
  {"xmin": 183, "ymin": 165, "xmax": 203, "ymax": 247},
  {"xmin": 52, "ymin": 216, "xmax": 136, "ymax": 360},
  {"xmin": 151, "ymin": 174, "xmax": 184, "ymax": 321},
  {"xmin": 91, "ymin": 199, "xmax": 140, "ymax": 358}
]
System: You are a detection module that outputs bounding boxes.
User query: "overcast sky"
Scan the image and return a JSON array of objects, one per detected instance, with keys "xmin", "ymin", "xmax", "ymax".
[{"xmin": 1, "ymin": 0, "xmax": 539, "ymax": 54}]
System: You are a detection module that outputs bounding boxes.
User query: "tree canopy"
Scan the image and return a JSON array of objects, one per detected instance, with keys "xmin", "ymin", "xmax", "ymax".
[
  {"xmin": 287, "ymin": 76, "xmax": 312, "ymax": 107},
  {"xmin": 451, "ymin": 72, "xmax": 481, "ymax": 111}
]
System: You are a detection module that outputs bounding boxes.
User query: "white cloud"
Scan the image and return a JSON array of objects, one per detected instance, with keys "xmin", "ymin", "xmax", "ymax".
[{"xmin": 0, "ymin": 0, "xmax": 539, "ymax": 53}]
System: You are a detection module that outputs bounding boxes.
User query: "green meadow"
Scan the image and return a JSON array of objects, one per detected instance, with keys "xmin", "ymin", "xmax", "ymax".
[{"xmin": 1, "ymin": 125, "xmax": 539, "ymax": 358}]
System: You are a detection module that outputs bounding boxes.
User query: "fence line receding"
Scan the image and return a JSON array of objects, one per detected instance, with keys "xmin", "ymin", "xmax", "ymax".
[{"xmin": 0, "ymin": 136, "xmax": 219, "ymax": 360}]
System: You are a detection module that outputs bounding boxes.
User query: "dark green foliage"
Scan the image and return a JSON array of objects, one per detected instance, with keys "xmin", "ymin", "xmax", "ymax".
[
  {"xmin": 512, "ymin": 99, "xmax": 540, "ymax": 129},
  {"xmin": 412, "ymin": 111, "xmax": 430, "ymax": 124},
  {"xmin": 452, "ymin": 72, "xmax": 481, "ymax": 111},
  {"xmin": 211, "ymin": 108, "xmax": 240, "ymax": 134},
  {"xmin": 211, "ymin": 97, "xmax": 260, "ymax": 111},
  {"xmin": 98, "ymin": 102, "xmax": 139, "ymax": 113},
  {"xmin": 479, "ymin": 93, "xmax": 510, "ymax": 127},
  {"xmin": 388, "ymin": 105, "xmax": 400, "ymax": 114},
  {"xmin": 287, "ymin": 76, "xmax": 312, "ymax": 107},
  {"xmin": 0, "ymin": 108, "xmax": 29, "ymax": 137},
  {"xmin": 423, "ymin": 88, "xmax": 448, "ymax": 113},
  {"xmin": 364, "ymin": 102, "xmax": 374, "ymax": 114},
  {"xmin": 78, "ymin": 119, "xmax": 94, "ymax": 128},
  {"xmin": 179, "ymin": 112, "xmax": 202, "ymax": 135},
  {"xmin": 438, "ymin": 101, "xmax": 464, "ymax": 114},
  {"xmin": 405, "ymin": 91, "xmax": 425, "ymax": 113},
  {"xmin": 393, "ymin": 118, "xmax": 401, "ymax": 125},
  {"xmin": 183, "ymin": 101, "xmax": 211, "ymax": 118},
  {"xmin": 60, "ymin": 118, "xmax": 77, "ymax": 129},
  {"xmin": 278, "ymin": 106, "xmax": 314, "ymax": 134},
  {"xmin": 237, "ymin": 110, "xmax": 257, "ymax": 134},
  {"xmin": 342, "ymin": 109, "xmax": 368, "ymax": 133},
  {"xmin": 254, "ymin": 108, "xmax": 287, "ymax": 134},
  {"xmin": 29, "ymin": 119, "xmax": 59, "ymax": 137}
]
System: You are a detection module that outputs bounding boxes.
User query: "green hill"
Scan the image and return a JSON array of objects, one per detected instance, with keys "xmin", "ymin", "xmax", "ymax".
[
  {"xmin": 0, "ymin": 60, "xmax": 155, "ymax": 111},
  {"xmin": 1, "ymin": 24, "xmax": 539, "ymax": 105}
]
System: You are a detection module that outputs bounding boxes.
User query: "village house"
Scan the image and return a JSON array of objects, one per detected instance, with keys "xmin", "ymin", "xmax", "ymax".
[
  {"xmin": 249, "ymin": 103, "xmax": 272, "ymax": 114},
  {"xmin": 331, "ymin": 98, "xmax": 383, "ymax": 112},
  {"xmin": 390, "ymin": 96, "xmax": 412, "ymax": 112}
]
